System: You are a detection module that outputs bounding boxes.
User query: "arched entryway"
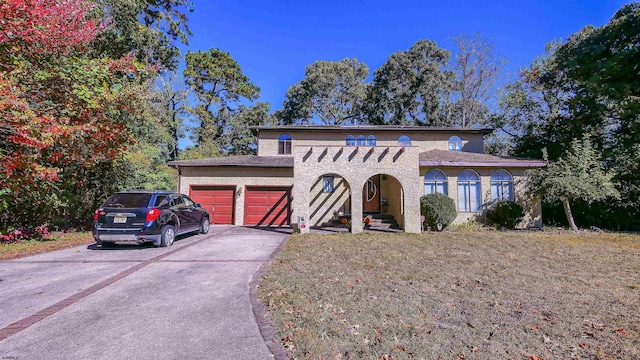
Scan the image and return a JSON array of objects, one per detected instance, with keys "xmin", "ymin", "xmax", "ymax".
[
  {"xmin": 309, "ymin": 173, "xmax": 351, "ymax": 227},
  {"xmin": 361, "ymin": 174, "xmax": 404, "ymax": 231}
]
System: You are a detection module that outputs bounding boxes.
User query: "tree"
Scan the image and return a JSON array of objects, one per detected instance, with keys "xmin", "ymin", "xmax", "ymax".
[
  {"xmin": 497, "ymin": 3, "xmax": 640, "ymax": 229},
  {"xmin": 451, "ymin": 33, "xmax": 504, "ymax": 127},
  {"xmin": 150, "ymin": 73, "xmax": 190, "ymax": 160},
  {"xmin": 91, "ymin": 0, "xmax": 193, "ymax": 70},
  {"xmin": 527, "ymin": 139, "xmax": 619, "ymax": 231},
  {"xmin": 368, "ymin": 40, "xmax": 455, "ymax": 126},
  {"xmin": 184, "ymin": 49, "xmax": 260, "ymax": 147},
  {"xmin": 0, "ymin": 0, "xmax": 159, "ymax": 231},
  {"xmin": 225, "ymin": 102, "xmax": 275, "ymax": 155},
  {"xmin": 279, "ymin": 58, "xmax": 369, "ymax": 125}
]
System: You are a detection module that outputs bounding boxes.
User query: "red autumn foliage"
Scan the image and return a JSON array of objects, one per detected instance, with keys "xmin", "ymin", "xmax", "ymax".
[
  {"xmin": 0, "ymin": 0, "xmax": 99, "ymax": 56},
  {"xmin": 0, "ymin": 0, "xmax": 147, "ymax": 190}
]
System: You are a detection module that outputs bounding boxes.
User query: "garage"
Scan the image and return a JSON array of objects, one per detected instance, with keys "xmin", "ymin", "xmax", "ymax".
[
  {"xmin": 244, "ymin": 186, "xmax": 291, "ymax": 226},
  {"xmin": 190, "ymin": 185, "xmax": 235, "ymax": 225}
]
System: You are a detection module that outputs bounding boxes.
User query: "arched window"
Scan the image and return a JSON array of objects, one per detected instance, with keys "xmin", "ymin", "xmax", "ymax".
[
  {"xmin": 398, "ymin": 135, "xmax": 411, "ymax": 146},
  {"xmin": 367, "ymin": 135, "xmax": 377, "ymax": 146},
  {"xmin": 278, "ymin": 134, "xmax": 292, "ymax": 155},
  {"xmin": 491, "ymin": 169, "xmax": 514, "ymax": 201},
  {"xmin": 457, "ymin": 169, "xmax": 481, "ymax": 212},
  {"xmin": 424, "ymin": 169, "xmax": 448, "ymax": 195},
  {"xmin": 449, "ymin": 136, "xmax": 462, "ymax": 151},
  {"xmin": 346, "ymin": 135, "xmax": 355, "ymax": 146},
  {"xmin": 356, "ymin": 135, "xmax": 366, "ymax": 146}
]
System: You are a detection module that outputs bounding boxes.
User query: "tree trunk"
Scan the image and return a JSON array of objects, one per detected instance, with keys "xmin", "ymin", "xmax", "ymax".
[{"xmin": 562, "ymin": 197, "xmax": 579, "ymax": 232}]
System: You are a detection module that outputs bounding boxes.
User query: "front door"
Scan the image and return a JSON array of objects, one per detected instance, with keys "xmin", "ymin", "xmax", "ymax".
[{"xmin": 363, "ymin": 175, "xmax": 380, "ymax": 212}]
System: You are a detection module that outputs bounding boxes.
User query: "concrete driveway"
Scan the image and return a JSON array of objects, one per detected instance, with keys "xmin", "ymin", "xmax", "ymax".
[{"xmin": 0, "ymin": 225, "xmax": 289, "ymax": 360}]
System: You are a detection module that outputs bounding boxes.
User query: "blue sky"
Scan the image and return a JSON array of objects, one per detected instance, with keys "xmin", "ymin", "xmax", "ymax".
[{"xmin": 177, "ymin": 0, "xmax": 632, "ymax": 114}]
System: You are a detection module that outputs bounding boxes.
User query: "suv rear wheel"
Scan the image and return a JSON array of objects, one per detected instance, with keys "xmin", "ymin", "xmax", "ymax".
[{"xmin": 159, "ymin": 225, "xmax": 175, "ymax": 247}]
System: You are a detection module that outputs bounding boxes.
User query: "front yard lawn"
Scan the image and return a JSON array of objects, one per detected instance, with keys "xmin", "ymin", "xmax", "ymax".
[
  {"xmin": 0, "ymin": 232, "xmax": 94, "ymax": 260},
  {"xmin": 259, "ymin": 231, "xmax": 640, "ymax": 359}
]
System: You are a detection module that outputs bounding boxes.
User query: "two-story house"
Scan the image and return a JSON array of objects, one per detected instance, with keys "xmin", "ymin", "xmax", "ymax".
[{"xmin": 168, "ymin": 126, "xmax": 545, "ymax": 233}]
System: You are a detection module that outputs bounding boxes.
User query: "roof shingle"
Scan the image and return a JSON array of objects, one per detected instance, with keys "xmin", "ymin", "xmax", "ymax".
[
  {"xmin": 419, "ymin": 149, "xmax": 545, "ymax": 168},
  {"xmin": 168, "ymin": 155, "xmax": 293, "ymax": 168}
]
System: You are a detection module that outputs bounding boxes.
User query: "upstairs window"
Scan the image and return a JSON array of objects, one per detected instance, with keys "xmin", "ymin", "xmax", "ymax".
[
  {"xmin": 424, "ymin": 169, "xmax": 448, "ymax": 195},
  {"xmin": 398, "ymin": 135, "xmax": 412, "ymax": 146},
  {"xmin": 356, "ymin": 135, "xmax": 366, "ymax": 146},
  {"xmin": 449, "ymin": 136, "xmax": 462, "ymax": 151},
  {"xmin": 457, "ymin": 169, "xmax": 481, "ymax": 212},
  {"xmin": 346, "ymin": 135, "xmax": 355, "ymax": 146},
  {"xmin": 278, "ymin": 134, "xmax": 292, "ymax": 155},
  {"xmin": 491, "ymin": 169, "xmax": 514, "ymax": 201},
  {"xmin": 367, "ymin": 135, "xmax": 377, "ymax": 146}
]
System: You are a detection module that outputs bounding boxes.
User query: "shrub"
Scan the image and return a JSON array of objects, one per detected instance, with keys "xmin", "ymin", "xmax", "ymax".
[
  {"xmin": 420, "ymin": 193, "xmax": 457, "ymax": 231},
  {"xmin": 485, "ymin": 200, "xmax": 525, "ymax": 229}
]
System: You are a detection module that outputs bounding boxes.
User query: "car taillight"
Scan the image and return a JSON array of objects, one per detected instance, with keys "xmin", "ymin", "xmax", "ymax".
[
  {"xmin": 94, "ymin": 209, "xmax": 99, "ymax": 221},
  {"xmin": 146, "ymin": 208, "xmax": 161, "ymax": 222}
]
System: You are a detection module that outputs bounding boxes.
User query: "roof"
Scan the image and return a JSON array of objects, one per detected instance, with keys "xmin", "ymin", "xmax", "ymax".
[
  {"xmin": 419, "ymin": 149, "xmax": 546, "ymax": 168},
  {"xmin": 251, "ymin": 125, "xmax": 493, "ymax": 135},
  {"xmin": 168, "ymin": 155, "xmax": 294, "ymax": 168}
]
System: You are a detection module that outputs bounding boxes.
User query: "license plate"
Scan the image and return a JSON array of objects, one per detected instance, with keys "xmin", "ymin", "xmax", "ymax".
[{"xmin": 113, "ymin": 216, "xmax": 127, "ymax": 224}]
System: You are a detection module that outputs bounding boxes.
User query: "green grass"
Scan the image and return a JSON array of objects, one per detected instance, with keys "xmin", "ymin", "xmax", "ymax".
[
  {"xmin": 0, "ymin": 232, "xmax": 94, "ymax": 260},
  {"xmin": 259, "ymin": 230, "xmax": 640, "ymax": 359}
]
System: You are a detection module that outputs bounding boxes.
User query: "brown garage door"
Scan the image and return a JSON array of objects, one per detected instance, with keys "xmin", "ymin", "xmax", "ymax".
[
  {"xmin": 190, "ymin": 185, "xmax": 235, "ymax": 225},
  {"xmin": 244, "ymin": 186, "xmax": 291, "ymax": 226}
]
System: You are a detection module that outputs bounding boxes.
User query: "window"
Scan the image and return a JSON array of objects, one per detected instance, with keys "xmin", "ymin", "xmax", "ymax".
[
  {"xmin": 367, "ymin": 135, "xmax": 377, "ymax": 146},
  {"xmin": 278, "ymin": 134, "xmax": 292, "ymax": 155},
  {"xmin": 491, "ymin": 169, "xmax": 514, "ymax": 201},
  {"xmin": 323, "ymin": 176, "xmax": 334, "ymax": 193},
  {"xmin": 346, "ymin": 135, "xmax": 355, "ymax": 146},
  {"xmin": 424, "ymin": 169, "xmax": 448, "ymax": 195},
  {"xmin": 103, "ymin": 193, "xmax": 152, "ymax": 208},
  {"xmin": 183, "ymin": 196, "xmax": 195, "ymax": 207},
  {"xmin": 457, "ymin": 169, "xmax": 481, "ymax": 212},
  {"xmin": 171, "ymin": 196, "xmax": 185, "ymax": 208},
  {"xmin": 449, "ymin": 136, "xmax": 462, "ymax": 151},
  {"xmin": 154, "ymin": 195, "xmax": 169, "ymax": 208},
  {"xmin": 356, "ymin": 135, "xmax": 366, "ymax": 146},
  {"xmin": 398, "ymin": 135, "xmax": 411, "ymax": 146}
]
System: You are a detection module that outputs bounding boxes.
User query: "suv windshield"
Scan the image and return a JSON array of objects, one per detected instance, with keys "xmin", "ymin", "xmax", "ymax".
[{"xmin": 103, "ymin": 193, "xmax": 153, "ymax": 208}]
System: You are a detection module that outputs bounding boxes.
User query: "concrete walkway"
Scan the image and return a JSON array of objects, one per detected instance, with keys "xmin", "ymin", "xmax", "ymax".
[{"xmin": 0, "ymin": 226, "xmax": 289, "ymax": 360}]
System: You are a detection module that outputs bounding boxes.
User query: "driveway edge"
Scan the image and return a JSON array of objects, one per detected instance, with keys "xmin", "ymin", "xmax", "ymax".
[{"xmin": 249, "ymin": 233, "xmax": 291, "ymax": 360}]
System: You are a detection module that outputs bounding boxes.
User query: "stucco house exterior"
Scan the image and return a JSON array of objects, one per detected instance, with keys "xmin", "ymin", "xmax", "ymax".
[{"xmin": 168, "ymin": 126, "xmax": 545, "ymax": 234}]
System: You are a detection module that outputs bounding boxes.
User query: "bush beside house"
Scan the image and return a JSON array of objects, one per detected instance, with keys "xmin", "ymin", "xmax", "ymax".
[{"xmin": 420, "ymin": 193, "xmax": 457, "ymax": 231}]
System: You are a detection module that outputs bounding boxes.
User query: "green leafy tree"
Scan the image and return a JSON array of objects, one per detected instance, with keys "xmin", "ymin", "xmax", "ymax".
[
  {"xmin": 184, "ymin": 49, "xmax": 260, "ymax": 148},
  {"xmin": 497, "ymin": 3, "xmax": 640, "ymax": 228},
  {"xmin": 279, "ymin": 58, "xmax": 370, "ymax": 125},
  {"xmin": 527, "ymin": 139, "xmax": 619, "ymax": 231},
  {"xmin": 225, "ymin": 102, "xmax": 275, "ymax": 155},
  {"xmin": 368, "ymin": 40, "xmax": 455, "ymax": 126},
  {"xmin": 91, "ymin": 0, "xmax": 193, "ymax": 70}
]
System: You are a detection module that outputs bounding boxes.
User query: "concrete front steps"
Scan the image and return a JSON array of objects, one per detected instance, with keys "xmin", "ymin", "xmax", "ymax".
[{"xmin": 318, "ymin": 213, "xmax": 401, "ymax": 233}]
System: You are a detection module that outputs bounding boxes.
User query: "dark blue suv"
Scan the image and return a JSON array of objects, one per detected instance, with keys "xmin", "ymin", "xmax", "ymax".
[{"xmin": 92, "ymin": 190, "xmax": 210, "ymax": 247}]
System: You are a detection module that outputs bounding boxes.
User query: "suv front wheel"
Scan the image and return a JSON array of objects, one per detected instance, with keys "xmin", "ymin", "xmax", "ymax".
[
  {"xmin": 200, "ymin": 218, "xmax": 210, "ymax": 234},
  {"xmin": 159, "ymin": 225, "xmax": 175, "ymax": 247}
]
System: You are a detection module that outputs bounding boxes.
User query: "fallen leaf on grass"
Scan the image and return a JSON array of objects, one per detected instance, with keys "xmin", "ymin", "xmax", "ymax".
[
  {"xmin": 527, "ymin": 325, "xmax": 540, "ymax": 331},
  {"xmin": 471, "ymin": 346, "xmax": 480, "ymax": 353},
  {"xmin": 579, "ymin": 343, "xmax": 589, "ymax": 349},
  {"xmin": 527, "ymin": 354, "xmax": 544, "ymax": 360},
  {"xmin": 613, "ymin": 328, "xmax": 627, "ymax": 334}
]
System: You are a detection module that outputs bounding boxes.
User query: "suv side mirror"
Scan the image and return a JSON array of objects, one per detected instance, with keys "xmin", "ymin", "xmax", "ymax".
[{"xmin": 195, "ymin": 203, "xmax": 202, "ymax": 208}]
